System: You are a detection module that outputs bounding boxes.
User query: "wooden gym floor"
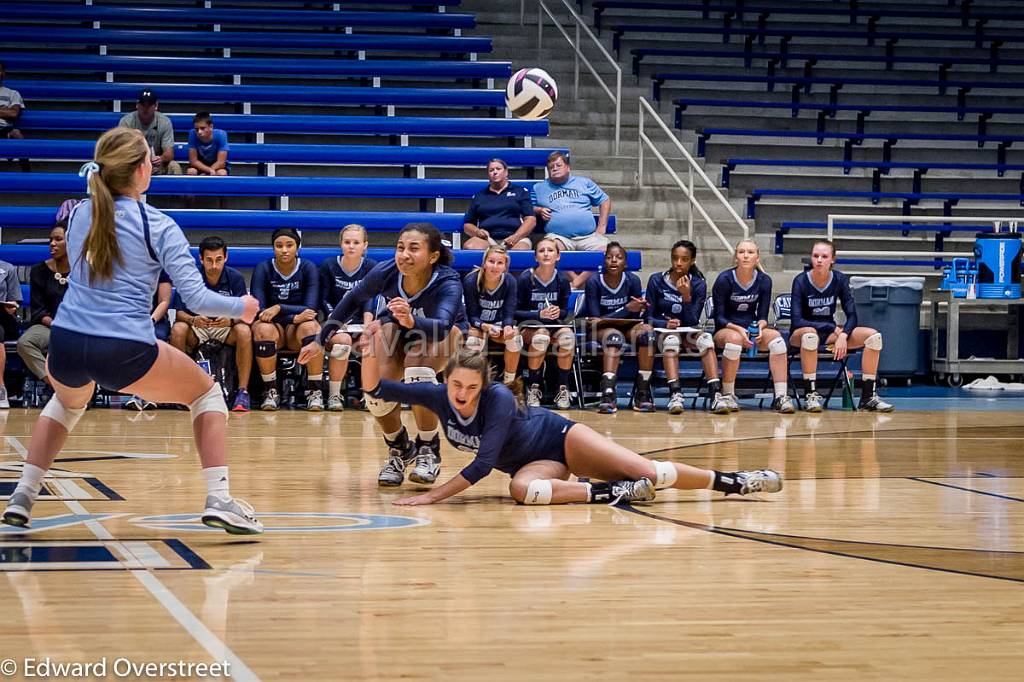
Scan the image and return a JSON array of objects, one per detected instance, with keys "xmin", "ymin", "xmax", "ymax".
[{"xmin": 1, "ymin": 406, "xmax": 1022, "ymax": 681}]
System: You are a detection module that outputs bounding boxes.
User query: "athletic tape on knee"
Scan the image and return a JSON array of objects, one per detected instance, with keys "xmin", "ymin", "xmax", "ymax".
[
  {"xmin": 40, "ymin": 395, "xmax": 86, "ymax": 432},
  {"xmin": 364, "ymin": 393, "xmax": 398, "ymax": 417},
  {"xmin": 652, "ymin": 460, "xmax": 678, "ymax": 490},
  {"xmin": 524, "ymin": 479, "xmax": 553, "ymax": 505},
  {"xmin": 660, "ymin": 333, "xmax": 681, "ymax": 354},
  {"xmin": 505, "ymin": 334, "xmax": 523, "ymax": 353},
  {"xmin": 254, "ymin": 340, "xmax": 276, "ymax": 358},
  {"xmin": 464, "ymin": 335, "xmax": 486, "ymax": 351},
  {"xmin": 329, "ymin": 343, "xmax": 352, "ymax": 360},
  {"xmin": 801, "ymin": 332, "xmax": 820, "ymax": 351},
  {"xmin": 695, "ymin": 332, "xmax": 714, "ymax": 355},
  {"xmin": 530, "ymin": 332, "xmax": 551, "ymax": 352},
  {"xmin": 188, "ymin": 382, "xmax": 228, "ymax": 421},
  {"xmin": 555, "ymin": 332, "xmax": 576, "ymax": 351},
  {"xmin": 722, "ymin": 342, "xmax": 742, "ymax": 361},
  {"xmin": 404, "ymin": 366, "xmax": 438, "ymax": 384},
  {"xmin": 604, "ymin": 332, "xmax": 626, "ymax": 350},
  {"xmin": 768, "ymin": 337, "xmax": 787, "ymax": 356},
  {"xmin": 864, "ymin": 332, "xmax": 883, "ymax": 350}
]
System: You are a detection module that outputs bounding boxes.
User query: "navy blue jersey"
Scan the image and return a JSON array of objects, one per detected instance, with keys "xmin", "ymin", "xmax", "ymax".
[
  {"xmin": 369, "ymin": 380, "xmax": 574, "ymax": 484},
  {"xmin": 711, "ymin": 268, "xmax": 773, "ymax": 331},
  {"xmin": 171, "ymin": 265, "xmax": 247, "ymax": 317},
  {"xmin": 583, "ymin": 271, "xmax": 643, "ymax": 319},
  {"xmin": 645, "ymin": 271, "xmax": 706, "ymax": 328},
  {"xmin": 790, "ymin": 269, "xmax": 857, "ymax": 336},
  {"xmin": 463, "ymin": 271, "xmax": 517, "ymax": 328},
  {"xmin": 515, "ymin": 268, "xmax": 572, "ymax": 324},
  {"xmin": 318, "ymin": 255, "xmax": 377, "ymax": 320},
  {"xmin": 250, "ymin": 258, "xmax": 319, "ymax": 326},
  {"xmin": 321, "ymin": 259, "xmax": 464, "ymax": 344}
]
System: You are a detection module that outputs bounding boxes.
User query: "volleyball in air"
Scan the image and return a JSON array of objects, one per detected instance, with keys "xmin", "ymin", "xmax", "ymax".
[{"xmin": 505, "ymin": 67, "xmax": 558, "ymax": 120}]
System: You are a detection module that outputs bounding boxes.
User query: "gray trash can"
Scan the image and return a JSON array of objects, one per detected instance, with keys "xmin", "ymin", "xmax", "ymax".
[{"xmin": 850, "ymin": 276, "xmax": 925, "ymax": 376}]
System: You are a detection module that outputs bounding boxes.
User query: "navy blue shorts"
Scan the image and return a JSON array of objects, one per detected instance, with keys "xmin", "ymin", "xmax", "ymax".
[
  {"xmin": 498, "ymin": 409, "xmax": 576, "ymax": 476},
  {"xmin": 49, "ymin": 327, "xmax": 160, "ymax": 391}
]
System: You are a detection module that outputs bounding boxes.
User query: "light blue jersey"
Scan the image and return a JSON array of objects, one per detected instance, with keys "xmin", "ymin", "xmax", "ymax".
[
  {"xmin": 56, "ymin": 197, "xmax": 245, "ymax": 343},
  {"xmin": 532, "ymin": 175, "xmax": 608, "ymax": 238}
]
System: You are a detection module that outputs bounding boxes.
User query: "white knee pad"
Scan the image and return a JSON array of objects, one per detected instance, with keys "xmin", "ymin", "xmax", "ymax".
[
  {"xmin": 695, "ymin": 332, "xmax": 714, "ymax": 355},
  {"xmin": 722, "ymin": 342, "xmax": 742, "ymax": 361},
  {"xmin": 464, "ymin": 335, "xmax": 486, "ymax": 352},
  {"xmin": 523, "ymin": 479, "xmax": 553, "ymax": 505},
  {"xmin": 800, "ymin": 332, "xmax": 820, "ymax": 351},
  {"xmin": 364, "ymin": 393, "xmax": 398, "ymax": 417},
  {"xmin": 188, "ymin": 382, "xmax": 228, "ymax": 422},
  {"xmin": 505, "ymin": 334, "xmax": 523, "ymax": 353},
  {"xmin": 768, "ymin": 337, "xmax": 788, "ymax": 356},
  {"xmin": 660, "ymin": 333, "xmax": 681, "ymax": 354},
  {"xmin": 555, "ymin": 332, "xmax": 575, "ymax": 351},
  {"xmin": 329, "ymin": 343, "xmax": 352, "ymax": 360},
  {"xmin": 652, "ymin": 460, "xmax": 678, "ymax": 490},
  {"xmin": 40, "ymin": 395, "xmax": 86, "ymax": 432},
  {"xmin": 404, "ymin": 366, "xmax": 438, "ymax": 384},
  {"xmin": 530, "ymin": 332, "xmax": 551, "ymax": 352},
  {"xmin": 864, "ymin": 332, "xmax": 883, "ymax": 351}
]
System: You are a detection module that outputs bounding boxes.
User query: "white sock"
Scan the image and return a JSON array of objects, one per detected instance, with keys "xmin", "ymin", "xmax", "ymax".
[
  {"xmin": 503, "ymin": 371, "xmax": 516, "ymax": 384},
  {"xmin": 703, "ymin": 470, "xmax": 715, "ymax": 490},
  {"xmin": 723, "ymin": 382, "xmax": 735, "ymax": 395},
  {"xmin": 582, "ymin": 481, "xmax": 593, "ymax": 502},
  {"xmin": 307, "ymin": 373, "xmax": 323, "ymax": 383},
  {"xmin": 774, "ymin": 382, "xmax": 787, "ymax": 398},
  {"xmin": 863, "ymin": 373, "xmax": 876, "ymax": 381},
  {"xmin": 14, "ymin": 463, "xmax": 47, "ymax": 501},
  {"xmin": 329, "ymin": 380, "xmax": 343, "ymax": 398},
  {"xmin": 638, "ymin": 370, "xmax": 652, "ymax": 381},
  {"xmin": 203, "ymin": 466, "xmax": 230, "ymax": 502},
  {"xmin": 384, "ymin": 428, "xmax": 405, "ymax": 442},
  {"xmin": 804, "ymin": 373, "xmax": 816, "ymax": 382},
  {"xmin": 603, "ymin": 372, "xmax": 616, "ymax": 380},
  {"xmin": 260, "ymin": 371, "xmax": 276, "ymax": 384},
  {"xmin": 418, "ymin": 427, "xmax": 439, "ymax": 442}
]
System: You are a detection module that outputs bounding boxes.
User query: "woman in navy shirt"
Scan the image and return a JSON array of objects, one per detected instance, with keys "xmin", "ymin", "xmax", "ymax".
[
  {"xmin": 462, "ymin": 158, "xmax": 536, "ymax": 251},
  {"xmin": 355, "ymin": 344, "xmax": 782, "ymax": 507},
  {"xmin": 463, "ymin": 244, "xmax": 521, "ymax": 385},
  {"xmin": 789, "ymin": 241, "xmax": 893, "ymax": 413},
  {"xmin": 711, "ymin": 239, "xmax": 793, "ymax": 413}
]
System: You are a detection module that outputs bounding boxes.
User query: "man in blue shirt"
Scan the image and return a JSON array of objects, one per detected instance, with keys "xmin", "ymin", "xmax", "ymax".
[
  {"xmin": 186, "ymin": 112, "xmax": 229, "ymax": 177},
  {"xmin": 532, "ymin": 151, "xmax": 612, "ymax": 288}
]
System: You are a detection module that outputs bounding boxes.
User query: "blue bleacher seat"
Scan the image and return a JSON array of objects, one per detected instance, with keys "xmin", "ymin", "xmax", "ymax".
[{"xmin": 748, "ymin": 188, "xmax": 1024, "ymax": 219}]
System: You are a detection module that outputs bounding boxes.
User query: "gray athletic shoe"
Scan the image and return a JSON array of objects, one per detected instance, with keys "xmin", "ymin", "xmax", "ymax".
[
  {"xmin": 378, "ymin": 442, "xmax": 415, "ymax": 487},
  {"xmin": 736, "ymin": 469, "xmax": 784, "ymax": 495},
  {"xmin": 666, "ymin": 392, "xmax": 685, "ymax": 415},
  {"xmin": 554, "ymin": 385, "xmax": 571, "ymax": 410},
  {"xmin": 609, "ymin": 478, "xmax": 656, "ymax": 505},
  {"xmin": 804, "ymin": 391, "xmax": 824, "ymax": 413},
  {"xmin": 859, "ymin": 395, "xmax": 895, "ymax": 413},
  {"xmin": 0, "ymin": 386, "xmax": 9, "ymax": 409},
  {"xmin": 2, "ymin": 491, "xmax": 33, "ymax": 527},
  {"xmin": 327, "ymin": 394, "xmax": 345, "ymax": 412},
  {"xmin": 408, "ymin": 443, "xmax": 441, "ymax": 484},
  {"xmin": 260, "ymin": 388, "xmax": 279, "ymax": 411},
  {"xmin": 306, "ymin": 389, "xmax": 324, "ymax": 412},
  {"xmin": 710, "ymin": 392, "xmax": 731, "ymax": 415},
  {"xmin": 201, "ymin": 496, "xmax": 263, "ymax": 535},
  {"xmin": 526, "ymin": 384, "xmax": 543, "ymax": 408},
  {"xmin": 772, "ymin": 395, "xmax": 796, "ymax": 414}
]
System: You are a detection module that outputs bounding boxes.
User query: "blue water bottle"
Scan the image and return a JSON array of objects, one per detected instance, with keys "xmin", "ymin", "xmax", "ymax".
[{"xmin": 747, "ymin": 322, "xmax": 760, "ymax": 358}]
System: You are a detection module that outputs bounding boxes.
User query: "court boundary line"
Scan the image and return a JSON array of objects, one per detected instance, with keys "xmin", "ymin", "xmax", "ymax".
[
  {"xmin": 4, "ymin": 436, "xmax": 262, "ymax": 682},
  {"xmin": 907, "ymin": 477, "xmax": 1024, "ymax": 503}
]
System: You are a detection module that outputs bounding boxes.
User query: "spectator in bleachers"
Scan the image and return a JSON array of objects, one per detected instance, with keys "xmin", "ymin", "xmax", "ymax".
[
  {"xmin": 319, "ymin": 224, "xmax": 377, "ymax": 412},
  {"xmin": 532, "ymin": 151, "xmax": 611, "ymax": 289},
  {"xmin": 0, "ymin": 256, "xmax": 23, "ymax": 409},
  {"xmin": 186, "ymin": 112, "xmax": 229, "ymax": 177},
  {"xmin": 462, "ymin": 159, "xmax": 535, "ymax": 251},
  {"xmin": 0, "ymin": 62, "xmax": 25, "ymax": 141},
  {"xmin": 251, "ymin": 228, "xmax": 323, "ymax": 411},
  {"xmin": 16, "ymin": 224, "xmax": 69, "ymax": 390},
  {"xmin": 118, "ymin": 89, "xmax": 182, "ymax": 176},
  {"xmin": 125, "ymin": 270, "xmax": 171, "ymax": 411},
  {"xmin": 170, "ymin": 236, "xmax": 253, "ymax": 413}
]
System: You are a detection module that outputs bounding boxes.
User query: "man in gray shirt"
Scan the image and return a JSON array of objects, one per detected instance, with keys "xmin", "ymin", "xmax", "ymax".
[
  {"xmin": 0, "ymin": 62, "xmax": 25, "ymax": 141},
  {"xmin": 0, "ymin": 258, "xmax": 22, "ymax": 409},
  {"xmin": 118, "ymin": 88, "xmax": 182, "ymax": 175}
]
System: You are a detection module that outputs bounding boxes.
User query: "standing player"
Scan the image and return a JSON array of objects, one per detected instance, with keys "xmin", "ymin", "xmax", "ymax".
[
  {"xmin": 515, "ymin": 237, "xmax": 575, "ymax": 410},
  {"xmin": 645, "ymin": 239, "xmax": 727, "ymax": 415},
  {"xmin": 790, "ymin": 241, "xmax": 894, "ymax": 412},
  {"xmin": 299, "ymin": 223, "xmax": 464, "ymax": 487},
  {"xmin": 319, "ymin": 224, "xmax": 377, "ymax": 411},
  {"xmin": 712, "ymin": 239, "xmax": 794, "ymax": 413},
  {"xmin": 356, "ymin": 342, "xmax": 782, "ymax": 506},
  {"xmin": 463, "ymin": 245, "xmax": 521, "ymax": 385},
  {"xmin": 2, "ymin": 128, "xmax": 262, "ymax": 534},
  {"xmin": 582, "ymin": 242, "xmax": 652, "ymax": 414},
  {"xmin": 250, "ymin": 228, "xmax": 322, "ymax": 411}
]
